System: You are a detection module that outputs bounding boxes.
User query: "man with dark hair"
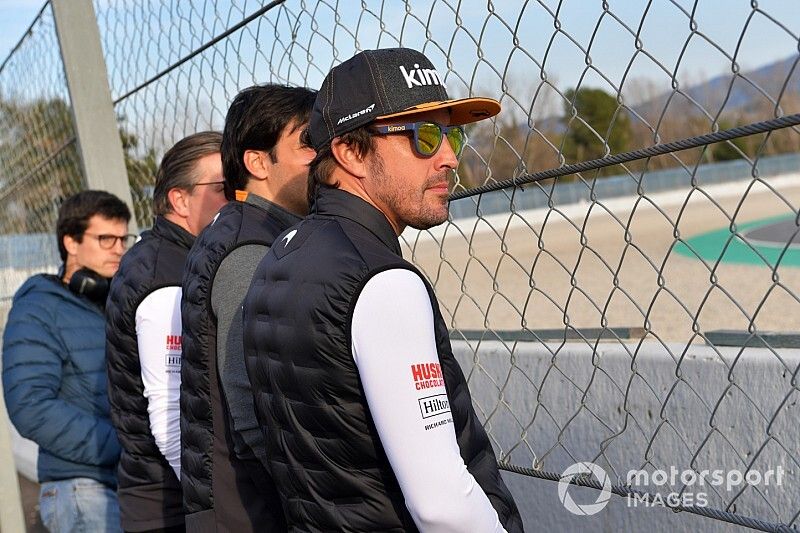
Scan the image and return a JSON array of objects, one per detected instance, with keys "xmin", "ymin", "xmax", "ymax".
[
  {"xmin": 106, "ymin": 131, "xmax": 226, "ymax": 533},
  {"xmin": 180, "ymin": 83, "xmax": 315, "ymax": 531},
  {"xmin": 3, "ymin": 190, "xmax": 132, "ymax": 532},
  {"xmin": 243, "ymin": 48, "xmax": 523, "ymax": 531}
]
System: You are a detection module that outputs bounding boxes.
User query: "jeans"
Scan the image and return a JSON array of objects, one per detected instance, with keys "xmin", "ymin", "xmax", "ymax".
[{"xmin": 39, "ymin": 477, "xmax": 122, "ymax": 533}]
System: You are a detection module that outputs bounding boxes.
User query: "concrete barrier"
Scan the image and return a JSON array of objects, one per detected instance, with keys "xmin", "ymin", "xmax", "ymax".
[
  {"xmin": 0, "ymin": 378, "xmax": 26, "ymax": 532},
  {"xmin": 452, "ymin": 340, "xmax": 800, "ymax": 531},
  {"xmin": 4, "ymin": 338, "xmax": 798, "ymax": 530}
]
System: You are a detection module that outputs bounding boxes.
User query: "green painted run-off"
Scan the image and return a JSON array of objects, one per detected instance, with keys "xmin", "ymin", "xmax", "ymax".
[{"xmin": 674, "ymin": 214, "xmax": 800, "ymax": 268}]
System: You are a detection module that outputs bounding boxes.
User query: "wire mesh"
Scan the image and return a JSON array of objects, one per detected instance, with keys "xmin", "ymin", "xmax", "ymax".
[
  {"xmin": 93, "ymin": 0, "xmax": 800, "ymax": 529},
  {"xmin": 0, "ymin": 0, "xmax": 797, "ymax": 528},
  {"xmin": 0, "ymin": 3, "xmax": 80, "ymax": 316}
]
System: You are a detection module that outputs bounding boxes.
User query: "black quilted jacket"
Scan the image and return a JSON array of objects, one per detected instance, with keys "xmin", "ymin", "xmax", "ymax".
[
  {"xmin": 180, "ymin": 193, "xmax": 297, "ymax": 531},
  {"xmin": 106, "ymin": 216, "xmax": 192, "ymax": 532},
  {"xmin": 242, "ymin": 188, "xmax": 523, "ymax": 532}
]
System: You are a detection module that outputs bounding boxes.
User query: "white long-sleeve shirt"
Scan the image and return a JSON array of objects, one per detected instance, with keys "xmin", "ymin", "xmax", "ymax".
[
  {"xmin": 135, "ymin": 286, "xmax": 182, "ymax": 477},
  {"xmin": 351, "ymin": 268, "xmax": 506, "ymax": 533}
]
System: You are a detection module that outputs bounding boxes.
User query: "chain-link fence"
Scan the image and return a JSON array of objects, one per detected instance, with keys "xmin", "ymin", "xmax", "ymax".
[
  {"xmin": 2, "ymin": 0, "xmax": 800, "ymax": 530},
  {"xmin": 0, "ymin": 2, "xmax": 79, "ymax": 316}
]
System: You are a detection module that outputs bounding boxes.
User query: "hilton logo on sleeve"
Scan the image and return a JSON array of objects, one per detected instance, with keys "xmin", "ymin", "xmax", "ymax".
[{"xmin": 418, "ymin": 393, "xmax": 451, "ymax": 419}]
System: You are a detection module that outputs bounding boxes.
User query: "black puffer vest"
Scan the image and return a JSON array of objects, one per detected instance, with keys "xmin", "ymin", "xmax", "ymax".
[
  {"xmin": 106, "ymin": 216, "xmax": 193, "ymax": 531},
  {"xmin": 243, "ymin": 188, "xmax": 523, "ymax": 532},
  {"xmin": 181, "ymin": 192, "xmax": 297, "ymax": 531}
]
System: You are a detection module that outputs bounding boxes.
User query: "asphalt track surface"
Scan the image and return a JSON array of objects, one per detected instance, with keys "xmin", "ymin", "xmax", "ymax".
[
  {"xmin": 403, "ymin": 177, "xmax": 800, "ymax": 342},
  {"xmin": 746, "ymin": 218, "xmax": 800, "ymax": 247}
]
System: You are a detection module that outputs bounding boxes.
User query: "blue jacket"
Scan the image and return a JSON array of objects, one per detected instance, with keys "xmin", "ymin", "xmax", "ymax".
[{"xmin": 2, "ymin": 274, "xmax": 120, "ymax": 488}]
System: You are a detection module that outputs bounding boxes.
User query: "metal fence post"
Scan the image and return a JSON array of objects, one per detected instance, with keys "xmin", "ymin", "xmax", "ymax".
[
  {"xmin": 51, "ymin": 0, "xmax": 137, "ymax": 231},
  {"xmin": 0, "ymin": 381, "xmax": 26, "ymax": 533}
]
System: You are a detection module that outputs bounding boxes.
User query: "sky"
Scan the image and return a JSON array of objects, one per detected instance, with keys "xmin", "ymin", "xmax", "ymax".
[
  {"xmin": 0, "ymin": 0, "xmax": 797, "ymax": 149},
  {"xmin": 0, "ymin": 0, "xmax": 43, "ymax": 66},
  {"xmin": 1, "ymin": 1, "xmax": 797, "ymax": 78}
]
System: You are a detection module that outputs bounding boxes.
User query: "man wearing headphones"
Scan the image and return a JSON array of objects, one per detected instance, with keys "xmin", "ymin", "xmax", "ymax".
[
  {"xmin": 3, "ymin": 190, "xmax": 133, "ymax": 532},
  {"xmin": 105, "ymin": 132, "xmax": 227, "ymax": 533}
]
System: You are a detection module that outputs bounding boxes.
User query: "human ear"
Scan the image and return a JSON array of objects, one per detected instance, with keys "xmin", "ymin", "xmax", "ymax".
[
  {"xmin": 63, "ymin": 234, "xmax": 79, "ymax": 256},
  {"xmin": 167, "ymin": 187, "xmax": 191, "ymax": 218},
  {"xmin": 243, "ymin": 149, "xmax": 270, "ymax": 181},
  {"xmin": 331, "ymin": 139, "xmax": 367, "ymax": 179}
]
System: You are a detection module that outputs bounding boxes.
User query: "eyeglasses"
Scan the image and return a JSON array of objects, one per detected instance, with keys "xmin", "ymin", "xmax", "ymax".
[
  {"xmin": 83, "ymin": 232, "xmax": 138, "ymax": 250},
  {"xmin": 189, "ymin": 180, "xmax": 226, "ymax": 196},
  {"xmin": 370, "ymin": 121, "xmax": 467, "ymax": 158}
]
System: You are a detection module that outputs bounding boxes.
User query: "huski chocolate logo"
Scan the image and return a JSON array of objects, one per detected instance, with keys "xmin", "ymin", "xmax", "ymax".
[
  {"xmin": 166, "ymin": 334, "xmax": 181, "ymax": 352},
  {"xmin": 411, "ymin": 362, "xmax": 444, "ymax": 390}
]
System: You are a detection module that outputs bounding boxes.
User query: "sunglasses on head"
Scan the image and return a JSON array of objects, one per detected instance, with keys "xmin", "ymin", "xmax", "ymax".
[{"xmin": 370, "ymin": 121, "xmax": 467, "ymax": 158}]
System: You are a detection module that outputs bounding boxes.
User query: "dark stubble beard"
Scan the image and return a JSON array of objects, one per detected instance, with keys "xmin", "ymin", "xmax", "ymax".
[{"xmin": 368, "ymin": 150, "xmax": 450, "ymax": 231}]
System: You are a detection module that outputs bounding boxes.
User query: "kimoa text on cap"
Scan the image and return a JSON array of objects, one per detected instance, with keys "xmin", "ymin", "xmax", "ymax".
[{"xmin": 399, "ymin": 64, "xmax": 446, "ymax": 89}]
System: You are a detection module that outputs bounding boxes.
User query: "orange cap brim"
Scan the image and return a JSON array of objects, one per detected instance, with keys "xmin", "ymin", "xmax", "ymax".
[{"xmin": 376, "ymin": 97, "xmax": 500, "ymax": 125}]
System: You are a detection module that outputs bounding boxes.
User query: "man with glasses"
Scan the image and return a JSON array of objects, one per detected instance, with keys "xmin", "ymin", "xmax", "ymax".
[
  {"xmin": 243, "ymin": 48, "xmax": 523, "ymax": 532},
  {"xmin": 106, "ymin": 131, "xmax": 226, "ymax": 533},
  {"xmin": 87, "ymin": 232, "xmax": 138, "ymax": 250},
  {"xmin": 3, "ymin": 190, "xmax": 132, "ymax": 532}
]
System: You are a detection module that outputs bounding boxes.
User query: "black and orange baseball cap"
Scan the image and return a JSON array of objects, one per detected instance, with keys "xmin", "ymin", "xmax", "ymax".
[{"xmin": 307, "ymin": 47, "xmax": 500, "ymax": 151}]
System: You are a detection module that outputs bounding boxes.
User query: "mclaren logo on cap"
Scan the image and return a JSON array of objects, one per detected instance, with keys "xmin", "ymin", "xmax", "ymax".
[
  {"xmin": 337, "ymin": 103, "xmax": 376, "ymax": 125},
  {"xmin": 399, "ymin": 64, "xmax": 446, "ymax": 89}
]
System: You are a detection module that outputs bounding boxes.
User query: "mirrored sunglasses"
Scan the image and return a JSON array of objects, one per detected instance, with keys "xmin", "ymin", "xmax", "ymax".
[{"xmin": 370, "ymin": 121, "xmax": 467, "ymax": 158}]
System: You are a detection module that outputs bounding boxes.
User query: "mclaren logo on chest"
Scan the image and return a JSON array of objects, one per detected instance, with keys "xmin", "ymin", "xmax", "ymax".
[{"xmin": 282, "ymin": 229, "xmax": 298, "ymax": 247}]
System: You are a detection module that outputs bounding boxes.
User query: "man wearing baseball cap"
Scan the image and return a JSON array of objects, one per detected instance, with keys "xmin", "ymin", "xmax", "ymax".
[{"xmin": 243, "ymin": 47, "xmax": 523, "ymax": 532}]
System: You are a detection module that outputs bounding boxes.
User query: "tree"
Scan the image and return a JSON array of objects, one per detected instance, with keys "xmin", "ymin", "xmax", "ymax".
[
  {"xmin": 561, "ymin": 87, "xmax": 632, "ymax": 170},
  {"xmin": 0, "ymin": 95, "xmax": 157, "ymax": 234},
  {"xmin": 0, "ymin": 96, "xmax": 83, "ymax": 234},
  {"xmin": 707, "ymin": 118, "xmax": 751, "ymax": 162},
  {"xmin": 455, "ymin": 114, "xmax": 563, "ymax": 193},
  {"xmin": 118, "ymin": 124, "xmax": 158, "ymax": 226}
]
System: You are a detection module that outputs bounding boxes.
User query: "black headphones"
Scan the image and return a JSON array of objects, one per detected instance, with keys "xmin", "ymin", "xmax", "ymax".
[{"xmin": 68, "ymin": 267, "xmax": 111, "ymax": 306}]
